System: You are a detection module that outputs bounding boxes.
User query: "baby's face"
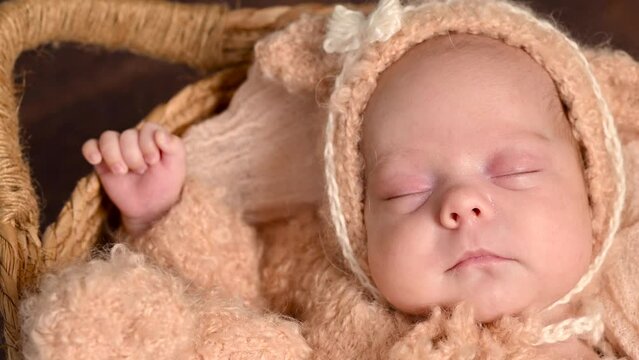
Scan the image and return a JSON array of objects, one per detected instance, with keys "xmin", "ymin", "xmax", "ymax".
[{"xmin": 362, "ymin": 35, "xmax": 593, "ymax": 322}]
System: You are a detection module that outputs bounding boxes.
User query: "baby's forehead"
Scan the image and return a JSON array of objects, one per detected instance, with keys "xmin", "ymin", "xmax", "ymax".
[
  {"xmin": 419, "ymin": 35, "xmax": 569, "ymax": 133},
  {"xmin": 367, "ymin": 36, "xmax": 560, "ymax": 114},
  {"xmin": 362, "ymin": 34, "xmax": 573, "ymax": 164}
]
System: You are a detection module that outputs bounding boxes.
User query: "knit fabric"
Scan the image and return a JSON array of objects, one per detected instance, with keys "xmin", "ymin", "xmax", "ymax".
[
  {"xmin": 182, "ymin": 64, "xmax": 326, "ymax": 225},
  {"xmin": 19, "ymin": 1, "xmax": 639, "ymax": 358},
  {"xmin": 123, "ymin": 178, "xmax": 263, "ymax": 307},
  {"xmin": 19, "ymin": 178, "xmax": 311, "ymax": 360}
]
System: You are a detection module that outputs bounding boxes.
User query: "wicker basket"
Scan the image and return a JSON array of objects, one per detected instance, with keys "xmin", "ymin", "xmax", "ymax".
[{"xmin": 0, "ymin": 0, "xmax": 343, "ymax": 358}]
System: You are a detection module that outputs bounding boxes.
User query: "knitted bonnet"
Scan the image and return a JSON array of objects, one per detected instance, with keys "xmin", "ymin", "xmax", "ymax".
[{"xmin": 256, "ymin": 0, "xmax": 627, "ymax": 347}]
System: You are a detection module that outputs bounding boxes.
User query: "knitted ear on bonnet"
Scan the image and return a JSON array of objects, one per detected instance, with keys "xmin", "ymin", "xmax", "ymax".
[{"xmin": 258, "ymin": 0, "xmax": 628, "ymax": 348}]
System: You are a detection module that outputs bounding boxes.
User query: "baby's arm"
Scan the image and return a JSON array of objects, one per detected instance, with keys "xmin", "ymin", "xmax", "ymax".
[{"xmin": 82, "ymin": 124, "xmax": 262, "ymax": 306}]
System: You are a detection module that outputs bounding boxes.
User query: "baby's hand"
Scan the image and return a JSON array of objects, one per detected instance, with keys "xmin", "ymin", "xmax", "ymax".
[{"xmin": 81, "ymin": 123, "xmax": 186, "ymax": 236}]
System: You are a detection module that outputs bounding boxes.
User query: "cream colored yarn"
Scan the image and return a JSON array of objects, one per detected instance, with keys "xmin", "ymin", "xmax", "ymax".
[{"xmin": 322, "ymin": 0, "xmax": 626, "ymax": 348}]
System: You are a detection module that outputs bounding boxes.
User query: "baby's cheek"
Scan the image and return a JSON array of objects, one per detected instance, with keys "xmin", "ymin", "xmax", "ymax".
[
  {"xmin": 370, "ymin": 213, "xmax": 441, "ymax": 272},
  {"xmin": 512, "ymin": 182, "xmax": 593, "ymax": 302},
  {"xmin": 367, "ymin": 215, "xmax": 445, "ymax": 312},
  {"xmin": 547, "ymin": 178, "xmax": 592, "ymax": 261}
]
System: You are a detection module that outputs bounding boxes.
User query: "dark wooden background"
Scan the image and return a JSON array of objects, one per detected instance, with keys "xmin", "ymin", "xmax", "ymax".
[{"xmin": 2, "ymin": 0, "xmax": 638, "ymax": 358}]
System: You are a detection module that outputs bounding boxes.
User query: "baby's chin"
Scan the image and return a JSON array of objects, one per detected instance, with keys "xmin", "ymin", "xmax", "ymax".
[
  {"xmin": 395, "ymin": 301, "xmax": 528, "ymax": 324},
  {"xmin": 380, "ymin": 266, "xmax": 552, "ymax": 323},
  {"xmin": 388, "ymin": 289, "xmax": 533, "ymax": 323},
  {"xmin": 394, "ymin": 303, "xmax": 520, "ymax": 324},
  {"xmin": 470, "ymin": 301, "xmax": 528, "ymax": 323}
]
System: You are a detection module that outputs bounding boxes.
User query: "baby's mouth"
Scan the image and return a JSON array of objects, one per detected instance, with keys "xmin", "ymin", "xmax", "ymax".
[{"xmin": 446, "ymin": 249, "xmax": 513, "ymax": 272}]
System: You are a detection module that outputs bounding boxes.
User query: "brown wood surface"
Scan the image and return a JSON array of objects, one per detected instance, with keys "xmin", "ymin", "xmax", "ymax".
[{"xmin": 2, "ymin": 0, "xmax": 638, "ymax": 358}]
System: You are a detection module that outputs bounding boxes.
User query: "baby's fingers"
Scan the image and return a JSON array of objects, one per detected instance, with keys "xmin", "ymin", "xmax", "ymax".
[
  {"xmin": 81, "ymin": 139, "xmax": 102, "ymax": 165},
  {"xmin": 81, "ymin": 137, "xmax": 122, "ymax": 176},
  {"xmin": 154, "ymin": 130, "xmax": 183, "ymax": 156},
  {"xmin": 120, "ymin": 129, "xmax": 148, "ymax": 174},
  {"xmin": 99, "ymin": 131, "xmax": 127, "ymax": 174},
  {"xmin": 139, "ymin": 123, "xmax": 163, "ymax": 165}
]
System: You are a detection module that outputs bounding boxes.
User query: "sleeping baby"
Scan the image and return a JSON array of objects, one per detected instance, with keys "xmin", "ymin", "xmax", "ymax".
[{"xmin": 21, "ymin": 0, "xmax": 639, "ymax": 359}]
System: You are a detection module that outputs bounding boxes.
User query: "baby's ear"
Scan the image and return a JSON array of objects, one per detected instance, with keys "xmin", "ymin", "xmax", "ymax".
[
  {"xmin": 254, "ymin": 13, "xmax": 341, "ymax": 95},
  {"xmin": 585, "ymin": 48, "xmax": 639, "ymax": 142}
]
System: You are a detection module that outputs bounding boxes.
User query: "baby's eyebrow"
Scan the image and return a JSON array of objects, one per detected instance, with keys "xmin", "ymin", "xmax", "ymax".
[
  {"xmin": 506, "ymin": 130, "xmax": 552, "ymax": 143},
  {"xmin": 365, "ymin": 151, "xmax": 396, "ymax": 181},
  {"xmin": 370, "ymin": 148, "xmax": 405, "ymax": 167},
  {"xmin": 365, "ymin": 149, "xmax": 420, "ymax": 181},
  {"xmin": 365, "ymin": 156, "xmax": 385, "ymax": 182},
  {"xmin": 364, "ymin": 132, "xmax": 551, "ymax": 181}
]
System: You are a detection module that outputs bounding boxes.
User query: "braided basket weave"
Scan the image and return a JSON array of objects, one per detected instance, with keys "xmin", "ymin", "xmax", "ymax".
[{"xmin": 0, "ymin": 1, "xmax": 344, "ymax": 358}]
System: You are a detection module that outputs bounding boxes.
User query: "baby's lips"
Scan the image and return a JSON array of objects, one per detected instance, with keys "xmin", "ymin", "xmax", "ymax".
[{"xmin": 446, "ymin": 248, "xmax": 512, "ymax": 272}]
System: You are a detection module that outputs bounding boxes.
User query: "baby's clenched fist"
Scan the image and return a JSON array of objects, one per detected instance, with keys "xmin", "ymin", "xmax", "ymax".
[{"xmin": 82, "ymin": 123, "xmax": 186, "ymax": 236}]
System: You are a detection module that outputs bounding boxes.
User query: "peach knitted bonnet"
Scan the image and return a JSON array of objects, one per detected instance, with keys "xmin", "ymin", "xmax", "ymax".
[{"xmin": 319, "ymin": 0, "xmax": 626, "ymax": 347}]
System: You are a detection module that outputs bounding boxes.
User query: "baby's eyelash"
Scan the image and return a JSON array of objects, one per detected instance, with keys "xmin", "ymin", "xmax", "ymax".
[
  {"xmin": 493, "ymin": 169, "xmax": 541, "ymax": 178},
  {"xmin": 385, "ymin": 190, "xmax": 432, "ymax": 201}
]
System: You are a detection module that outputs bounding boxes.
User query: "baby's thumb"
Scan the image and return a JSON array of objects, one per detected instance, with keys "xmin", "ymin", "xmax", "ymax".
[
  {"xmin": 154, "ymin": 131, "xmax": 185, "ymax": 165},
  {"xmin": 155, "ymin": 131, "xmax": 185, "ymax": 160}
]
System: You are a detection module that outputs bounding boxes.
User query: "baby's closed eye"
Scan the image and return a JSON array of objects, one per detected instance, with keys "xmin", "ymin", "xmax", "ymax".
[
  {"xmin": 385, "ymin": 189, "xmax": 432, "ymax": 201},
  {"xmin": 490, "ymin": 167, "xmax": 544, "ymax": 190},
  {"xmin": 379, "ymin": 189, "xmax": 431, "ymax": 214},
  {"xmin": 487, "ymin": 150, "xmax": 546, "ymax": 190},
  {"xmin": 368, "ymin": 174, "xmax": 433, "ymax": 213},
  {"xmin": 368, "ymin": 171, "xmax": 432, "ymax": 199}
]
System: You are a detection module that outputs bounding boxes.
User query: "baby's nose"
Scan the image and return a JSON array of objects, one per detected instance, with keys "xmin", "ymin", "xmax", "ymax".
[{"xmin": 439, "ymin": 185, "xmax": 494, "ymax": 229}]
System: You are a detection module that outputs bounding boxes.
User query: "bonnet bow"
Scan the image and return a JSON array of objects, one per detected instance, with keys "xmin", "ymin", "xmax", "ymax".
[{"xmin": 323, "ymin": 0, "xmax": 405, "ymax": 54}]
